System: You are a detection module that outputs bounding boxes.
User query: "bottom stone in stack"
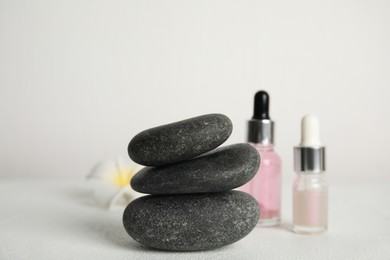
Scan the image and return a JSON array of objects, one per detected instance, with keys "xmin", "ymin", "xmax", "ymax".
[{"xmin": 122, "ymin": 191, "xmax": 259, "ymax": 251}]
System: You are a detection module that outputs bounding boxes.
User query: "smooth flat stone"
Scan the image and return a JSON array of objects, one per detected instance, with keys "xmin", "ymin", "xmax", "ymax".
[
  {"xmin": 128, "ymin": 114, "xmax": 232, "ymax": 166},
  {"xmin": 122, "ymin": 191, "xmax": 259, "ymax": 251},
  {"xmin": 131, "ymin": 143, "xmax": 260, "ymax": 194}
]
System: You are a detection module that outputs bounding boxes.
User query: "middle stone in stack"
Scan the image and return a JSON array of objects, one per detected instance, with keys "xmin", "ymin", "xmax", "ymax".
[{"xmin": 124, "ymin": 113, "xmax": 261, "ymax": 251}]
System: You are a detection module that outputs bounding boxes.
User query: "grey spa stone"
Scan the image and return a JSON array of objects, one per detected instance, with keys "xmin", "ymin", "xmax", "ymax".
[
  {"xmin": 122, "ymin": 191, "xmax": 260, "ymax": 251},
  {"xmin": 131, "ymin": 143, "xmax": 260, "ymax": 194},
  {"xmin": 128, "ymin": 114, "xmax": 233, "ymax": 166}
]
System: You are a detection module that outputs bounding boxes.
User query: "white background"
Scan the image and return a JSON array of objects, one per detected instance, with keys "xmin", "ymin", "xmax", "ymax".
[{"xmin": 1, "ymin": 0, "xmax": 389, "ymax": 183}]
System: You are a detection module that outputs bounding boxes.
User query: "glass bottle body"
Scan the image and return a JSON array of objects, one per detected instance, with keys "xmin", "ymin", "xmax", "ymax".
[
  {"xmin": 293, "ymin": 172, "xmax": 328, "ymax": 234},
  {"xmin": 241, "ymin": 143, "xmax": 281, "ymax": 226}
]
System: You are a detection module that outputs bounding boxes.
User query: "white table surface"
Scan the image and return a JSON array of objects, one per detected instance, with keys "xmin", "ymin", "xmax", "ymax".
[{"xmin": 0, "ymin": 180, "xmax": 389, "ymax": 260}]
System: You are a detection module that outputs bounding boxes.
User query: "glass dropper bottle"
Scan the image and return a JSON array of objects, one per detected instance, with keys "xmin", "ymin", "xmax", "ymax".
[
  {"xmin": 293, "ymin": 115, "xmax": 327, "ymax": 234},
  {"xmin": 241, "ymin": 91, "xmax": 282, "ymax": 226}
]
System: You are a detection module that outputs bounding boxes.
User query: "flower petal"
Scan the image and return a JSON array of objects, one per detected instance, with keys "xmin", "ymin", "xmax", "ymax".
[{"xmin": 87, "ymin": 158, "xmax": 142, "ymax": 209}]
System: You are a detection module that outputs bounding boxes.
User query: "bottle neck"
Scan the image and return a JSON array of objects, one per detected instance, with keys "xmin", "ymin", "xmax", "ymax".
[
  {"xmin": 296, "ymin": 170, "xmax": 326, "ymax": 175},
  {"xmin": 294, "ymin": 147, "xmax": 325, "ymax": 173},
  {"xmin": 249, "ymin": 142, "xmax": 275, "ymax": 151},
  {"xmin": 247, "ymin": 119, "xmax": 274, "ymax": 145}
]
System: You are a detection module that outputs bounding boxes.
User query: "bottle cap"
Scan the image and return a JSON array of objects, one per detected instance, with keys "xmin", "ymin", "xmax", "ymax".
[
  {"xmin": 294, "ymin": 115, "xmax": 326, "ymax": 173},
  {"xmin": 247, "ymin": 91, "xmax": 274, "ymax": 145}
]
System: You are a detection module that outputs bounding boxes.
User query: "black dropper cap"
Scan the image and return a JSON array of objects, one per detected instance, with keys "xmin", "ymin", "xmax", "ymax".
[
  {"xmin": 248, "ymin": 90, "xmax": 274, "ymax": 144},
  {"xmin": 253, "ymin": 91, "xmax": 270, "ymax": 120}
]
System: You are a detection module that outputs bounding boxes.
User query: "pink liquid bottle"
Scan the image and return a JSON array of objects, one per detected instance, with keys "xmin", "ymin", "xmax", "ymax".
[{"xmin": 240, "ymin": 91, "xmax": 281, "ymax": 226}]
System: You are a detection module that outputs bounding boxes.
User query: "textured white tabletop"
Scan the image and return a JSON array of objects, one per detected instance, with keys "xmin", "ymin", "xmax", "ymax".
[{"xmin": 0, "ymin": 180, "xmax": 389, "ymax": 260}]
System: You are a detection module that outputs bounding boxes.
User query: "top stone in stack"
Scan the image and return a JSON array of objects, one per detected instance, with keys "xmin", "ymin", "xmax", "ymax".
[{"xmin": 128, "ymin": 113, "xmax": 234, "ymax": 166}]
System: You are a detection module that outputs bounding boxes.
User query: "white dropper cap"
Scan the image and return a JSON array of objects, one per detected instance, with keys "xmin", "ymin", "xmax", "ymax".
[
  {"xmin": 294, "ymin": 114, "xmax": 325, "ymax": 172},
  {"xmin": 300, "ymin": 114, "xmax": 321, "ymax": 147}
]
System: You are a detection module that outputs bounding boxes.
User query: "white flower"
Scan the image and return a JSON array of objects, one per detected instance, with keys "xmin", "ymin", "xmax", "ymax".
[{"xmin": 87, "ymin": 158, "xmax": 143, "ymax": 210}]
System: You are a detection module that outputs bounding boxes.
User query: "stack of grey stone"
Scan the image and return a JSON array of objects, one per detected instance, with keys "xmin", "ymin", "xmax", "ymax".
[{"xmin": 123, "ymin": 114, "xmax": 260, "ymax": 251}]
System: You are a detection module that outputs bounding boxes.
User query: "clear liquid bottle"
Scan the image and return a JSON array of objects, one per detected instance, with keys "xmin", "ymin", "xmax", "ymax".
[
  {"xmin": 293, "ymin": 115, "xmax": 327, "ymax": 234},
  {"xmin": 240, "ymin": 91, "xmax": 281, "ymax": 226}
]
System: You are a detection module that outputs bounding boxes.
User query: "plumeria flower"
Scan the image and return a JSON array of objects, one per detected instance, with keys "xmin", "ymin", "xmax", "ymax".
[{"xmin": 87, "ymin": 158, "xmax": 143, "ymax": 210}]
